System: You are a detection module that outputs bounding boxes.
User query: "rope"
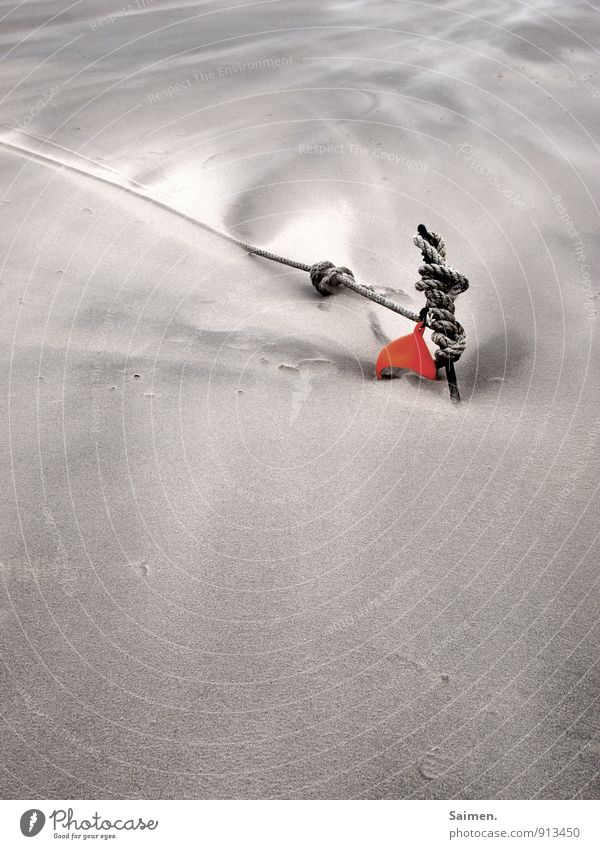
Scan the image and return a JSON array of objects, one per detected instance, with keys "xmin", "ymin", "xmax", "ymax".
[
  {"xmin": 224, "ymin": 233, "xmax": 423, "ymax": 323},
  {"xmin": 161, "ymin": 221, "xmax": 468, "ymax": 398},
  {"xmin": 190, "ymin": 212, "xmax": 469, "ymax": 371},
  {"xmin": 214, "ymin": 233, "xmax": 312, "ymax": 273},
  {"xmin": 231, "ymin": 225, "xmax": 468, "ymax": 364},
  {"xmin": 0, "ymin": 132, "xmax": 469, "ymax": 362},
  {"xmin": 0, "ymin": 132, "xmax": 469, "ymax": 381},
  {"xmin": 413, "ymin": 224, "xmax": 469, "ymax": 364}
]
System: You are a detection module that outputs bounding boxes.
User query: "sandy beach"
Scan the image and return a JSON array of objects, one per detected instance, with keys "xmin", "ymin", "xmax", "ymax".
[{"xmin": 0, "ymin": 0, "xmax": 599, "ymax": 799}]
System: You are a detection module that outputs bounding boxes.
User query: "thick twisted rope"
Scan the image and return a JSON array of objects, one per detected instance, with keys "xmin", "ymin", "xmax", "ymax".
[
  {"xmin": 202, "ymin": 221, "xmax": 468, "ymax": 400},
  {"xmin": 202, "ymin": 227, "xmax": 419, "ymax": 321},
  {"xmin": 413, "ymin": 224, "xmax": 469, "ymax": 364},
  {"xmin": 238, "ymin": 248, "xmax": 422, "ymax": 323},
  {"xmin": 307, "ymin": 261, "xmax": 420, "ymax": 321},
  {"xmin": 215, "ymin": 224, "xmax": 469, "ymax": 384},
  {"xmin": 0, "ymin": 134, "xmax": 468, "ymax": 395},
  {"xmin": 233, "ymin": 229, "xmax": 469, "ymax": 365},
  {"xmin": 0, "ymin": 133, "xmax": 469, "ymax": 362}
]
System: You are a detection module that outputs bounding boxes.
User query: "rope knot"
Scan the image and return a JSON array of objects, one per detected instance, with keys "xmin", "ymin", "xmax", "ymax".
[
  {"xmin": 309, "ymin": 261, "xmax": 354, "ymax": 296},
  {"xmin": 414, "ymin": 225, "xmax": 469, "ymax": 364}
]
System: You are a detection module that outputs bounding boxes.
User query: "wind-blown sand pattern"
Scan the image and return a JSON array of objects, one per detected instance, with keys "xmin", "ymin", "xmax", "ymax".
[{"xmin": 0, "ymin": 0, "xmax": 599, "ymax": 799}]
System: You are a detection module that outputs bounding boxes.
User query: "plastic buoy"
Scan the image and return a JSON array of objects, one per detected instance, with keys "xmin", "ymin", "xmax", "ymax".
[{"xmin": 376, "ymin": 322, "xmax": 438, "ymax": 380}]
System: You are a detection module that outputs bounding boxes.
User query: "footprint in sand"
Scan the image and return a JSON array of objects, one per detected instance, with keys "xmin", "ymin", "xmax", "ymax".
[
  {"xmin": 225, "ymin": 332, "xmax": 267, "ymax": 351},
  {"xmin": 375, "ymin": 286, "xmax": 409, "ymax": 299},
  {"xmin": 278, "ymin": 358, "xmax": 335, "ymax": 424},
  {"xmin": 130, "ymin": 559, "xmax": 149, "ymax": 576},
  {"xmin": 418, "ymin": 747, "xmax": 451, "ymax": 780}
]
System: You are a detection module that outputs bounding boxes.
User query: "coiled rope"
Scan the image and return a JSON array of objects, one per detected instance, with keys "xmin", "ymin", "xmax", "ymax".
[{"xmin": 413, "ymin": 224, "xmax": 469, "ymax": 365}]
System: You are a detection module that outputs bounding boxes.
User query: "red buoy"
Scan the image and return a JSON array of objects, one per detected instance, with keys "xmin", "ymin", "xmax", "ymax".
[{"xmin": 376, "ymin": 322, "xmax": 438, "ymax": 381}]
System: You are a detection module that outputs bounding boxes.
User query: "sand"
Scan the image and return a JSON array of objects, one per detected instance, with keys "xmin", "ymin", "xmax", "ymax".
[{"xmin": 0, "ymin": 0, "xmax": 598, "ymax": 799}]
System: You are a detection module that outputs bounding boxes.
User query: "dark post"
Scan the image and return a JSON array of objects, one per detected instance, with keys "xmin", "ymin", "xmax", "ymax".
[
  {"xmin": 416, "ymin": 224, "xmax": 466, "ymax": 403},
  {"xmin": 445, "ymin": 360, "xmax": 460, "ymax": 402}
]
